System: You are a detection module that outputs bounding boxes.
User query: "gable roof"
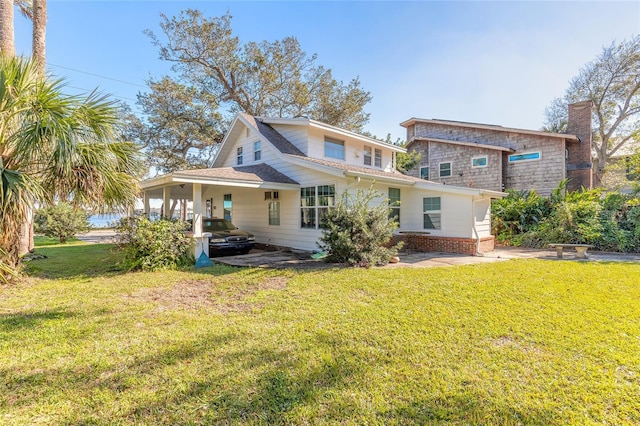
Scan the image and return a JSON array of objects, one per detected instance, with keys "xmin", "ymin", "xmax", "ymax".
[{"xmin": 400, "ymin": 117, "xmax": 579, "ymax": 142}]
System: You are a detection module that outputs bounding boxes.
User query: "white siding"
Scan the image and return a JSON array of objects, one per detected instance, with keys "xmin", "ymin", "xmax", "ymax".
[{"xmin": 473, "ymin": 197, "xmax": 492, "ymax": 238}]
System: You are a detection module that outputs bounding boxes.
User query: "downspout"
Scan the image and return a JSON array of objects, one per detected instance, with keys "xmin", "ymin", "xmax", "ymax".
[{"xmin": 471, "ymin": 198, "xmax": 484, "ymax": 257}]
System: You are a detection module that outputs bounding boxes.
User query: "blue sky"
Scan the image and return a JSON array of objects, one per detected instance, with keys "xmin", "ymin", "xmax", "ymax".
[{"xmin": 13, "ymin": 1, "xmax": 640, "ymax": 142}]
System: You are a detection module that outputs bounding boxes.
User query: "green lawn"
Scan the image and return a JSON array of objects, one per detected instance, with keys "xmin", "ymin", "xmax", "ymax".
[{"xmin": 1, "ymin": 243, "xmax": 639, "ymax": 425}]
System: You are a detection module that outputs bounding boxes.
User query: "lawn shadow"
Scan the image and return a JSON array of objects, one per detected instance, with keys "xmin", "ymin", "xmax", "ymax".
[
  {"xmin": 378, "ymin": 395, "xmax": 558, "ymax": 425},
  {"xmin": 0, "ymin": 309, "xmax": 77, "ymax": 333},
  {"xmin": 24, "ymin": 243, "xmax": 128, "ymax": 280}
]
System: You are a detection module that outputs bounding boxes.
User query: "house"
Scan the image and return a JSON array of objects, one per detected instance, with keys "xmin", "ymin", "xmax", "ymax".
[
  {"xmin": 140, "ymin": 113, "xmax": 505, "ymax": 258},
  {"xmin": 401, "ymin": 101, "xmax": 594, "ymax": 195}
]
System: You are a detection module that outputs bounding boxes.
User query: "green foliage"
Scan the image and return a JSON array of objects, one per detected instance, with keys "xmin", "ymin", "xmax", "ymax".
[
  {"xmin": 493, "ymin": 181, "xmax": 640, "ymax": 252},
  {"xmin": 0, "ymin": 55, "xmax": 143, "ymax": 281},
  {"xmin": 34, "ymin": 202, "xmax": 89, "ymax": 243},
  {"xmin": 396, "ymin": 149, "xmax": 421, "ymax": 173},
  {"xmin": 318, "ymin": 186, "xmax": 403, "ymax": 267},
  {"xmin": 146, "ymin": 10, "xmax": 372, "ymax": 132},
  {"xmin": 116, "ymin": 216, "xmax": 194, "ymax": 271},
  {"xmin": 543, "ymin": 35, "xmax": 640, "ymax": 180},
  {"xmin": 7, "ymin": 246, "xmax": 640, "ymax": 424}
]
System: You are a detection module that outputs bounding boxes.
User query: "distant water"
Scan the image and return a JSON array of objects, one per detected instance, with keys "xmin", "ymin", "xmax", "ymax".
[{"xmin": 88, "ymin": 213, "xmax": 126, "ymax": 229}]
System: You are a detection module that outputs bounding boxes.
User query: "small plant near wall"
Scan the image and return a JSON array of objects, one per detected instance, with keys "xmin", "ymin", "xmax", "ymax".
[
  {"xmin": 318, "ymin": 186, "xmax": 403, "ymax": 267},
  {"xmin": 116, "ymin": 216, "xmax": 194, "ymax": 271}
]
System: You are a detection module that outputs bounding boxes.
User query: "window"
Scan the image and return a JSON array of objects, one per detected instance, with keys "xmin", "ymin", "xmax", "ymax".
[
  {"xmin": 324, "ymin": 137, "xmax": 345, "ymax": 160},
  {"xmin": 364, "ymin": 146, "xmax": 372, "ymax": 166},
  {"xmin": 317, "ymin": 185, "xmax": 336, "ymax": 227},
  {"xmin": 223, "ymin": 194, "xmax": 232, "ymax": 221},
  {"xmin": 420, "ymin": 166, "xmax": 430, "ymax": 180},
  {"xmin": 254, "ymin": 141, "xmax": 261, "ymax": 161},
  {"xmin": 300, "ymin": 187, "xmax": 316, "ymax": 229},
  {"xmin": 389, "ymin": 188, "xmax": 401, "ymax": 224},
  {"xmin": 300, "ymin": 185, "xmax": 335, "ymax": 229},
  {"xmin": 472, "ymin": 156, "xmax": 487, "ymax": 168},
  {"xmin": 236, "ymin": 147, "xmax": 243, "ymax": 165},
  {"xmin": 375, "ymin": 148, "xmax": 382, "ymax": 168},
  {"xmin": 423, "ymin": 197, "xmax": 441, "ymax": 230},
  {"xmin": 268, "ymin": 201, "xmax": 280, "ymax": 225},
  {"xmin": 439, "ymin": 162, "xmax": 452, "ymax": 177},
  {"xmin": 508, "ymin": 152, "xmax": 541, "ymax": 163}
]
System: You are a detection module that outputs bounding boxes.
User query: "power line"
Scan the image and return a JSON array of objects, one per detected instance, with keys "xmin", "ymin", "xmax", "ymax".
[{"xmin": 48, "ymin": 62, "xmax": 147, "ymax": 89}]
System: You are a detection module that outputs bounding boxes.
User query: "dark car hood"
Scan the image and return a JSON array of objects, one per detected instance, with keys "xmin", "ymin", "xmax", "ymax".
[{"xmin": 210, "ymin": 229, "xmax": 253, "ymax": 238}]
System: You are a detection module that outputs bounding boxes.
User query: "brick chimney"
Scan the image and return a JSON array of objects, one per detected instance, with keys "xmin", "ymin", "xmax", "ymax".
[{"xmin": 566, "ymin": 100, "xmax": 593, "ymax": 191}]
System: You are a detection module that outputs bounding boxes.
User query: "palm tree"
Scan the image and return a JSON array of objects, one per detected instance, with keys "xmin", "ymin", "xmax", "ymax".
[
  {"xmin": 0, "ymin": 0, "xmax": 15, "ymax": 56},
  {"xmin": 0, "ymin": 55, "xmax": 143, "ymax": 280}
]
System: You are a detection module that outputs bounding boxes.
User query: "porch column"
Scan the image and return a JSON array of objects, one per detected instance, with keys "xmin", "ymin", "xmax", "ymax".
[
  {"xmin": 192, "ymin": 183, "xmax": 205, "ymax": 258},
  {"xmin": 162, "ymin": 186, "xmax": 171, "ymax": 218},
  {"xmin": 143, "ymin": 191, "xmax": 150, "ymax": 216}
]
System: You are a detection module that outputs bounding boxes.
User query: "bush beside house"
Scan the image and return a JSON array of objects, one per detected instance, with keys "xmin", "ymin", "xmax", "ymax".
[{"xmin": 492, "ymin": 181, "xmax": 640, "ymax": 252}]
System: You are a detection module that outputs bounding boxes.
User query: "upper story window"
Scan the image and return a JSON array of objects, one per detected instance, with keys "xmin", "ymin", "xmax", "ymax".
[
  {"xmin": 237, "ymin": 147, "xmax": 243, "ymax": 165},
  {"xmin": 472, "ymin": 156, "xmax": 488, "ymax": 168},
  {"xmin": 254, "ymin": 140, "xmax": 261, "ymax": 161},
  {"xmin": 439, "ymin": 162, "xmax": 452, "ymax": 177},
  {"xmin": 324, "ymin": 137, "xmax": 345, "ymax": 160},
  {"xmin": 364, "ymin": 146, "xmax": 372, "ymax": 166},
  {"xmin": 508, "ymin": 152, "xmax": 541, "ymax": 163},
  {"xmin": 374, "ymin": 149, "xmax": 382, "ymax": 168},
  {"xmin": 420, "ymin": 166, "xmax": 430, "ymax": 180}
]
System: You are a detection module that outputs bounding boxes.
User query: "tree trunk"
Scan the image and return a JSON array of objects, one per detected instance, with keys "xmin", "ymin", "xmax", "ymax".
[
  {"xmin": 0, "ymin": 0, "xmax": 15, "ymax": 56},
  {"xmin": 32, "ymin": 0, "xmax": 46, "ymax": 74}
]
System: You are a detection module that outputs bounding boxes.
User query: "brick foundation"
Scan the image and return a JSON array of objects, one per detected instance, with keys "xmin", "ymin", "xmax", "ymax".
[{"xmin": 390, "ymin": 234, "xmax": 495, "ymax": 256}]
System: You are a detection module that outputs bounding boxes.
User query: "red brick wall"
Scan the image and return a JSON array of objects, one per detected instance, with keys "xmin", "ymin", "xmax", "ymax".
[
  {"xmin": 566, "ymin": 101, "xmax": 594, "ymax": 191},
  {"xmin": 390, "ymin": 234, "xmax": 495, "ymax": 256}
]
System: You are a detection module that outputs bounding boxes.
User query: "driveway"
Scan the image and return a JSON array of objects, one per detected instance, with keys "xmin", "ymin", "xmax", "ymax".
[{"xmin": 212, "ymin": 246, "xmax": 640, "ymax": 269}]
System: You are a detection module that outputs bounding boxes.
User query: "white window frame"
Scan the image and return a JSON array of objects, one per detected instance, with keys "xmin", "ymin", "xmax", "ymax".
[
  {"xmin": 300, "ymin": 184, "xmax": 336, "ymax": 229},
  {"xmin": 508, "ymin": 151, "xmax": 541, "ymax": 163},
  {"xmin": 423, "ymin": 197, "xmax": 441, "ymax": 230},
  {"xmin": 236, "ymin": 147, "xmax": 243, "ymax": 165},
  {"xmin": 374, "ymin": 148, "xmax": 382, "ymax": 168},
  {"xmin": 364, "ymin": 145, "xmax": 372, "ymax": 166},
  {"xmin": 389, "ymin": 188, "xmax": 401, "ymax": 224},
  {"xmin": 268, "ymin": 201, "xmax": 280, "ymax": 226},
  {"xmin": 254, "ymin": 140, "xmax": 262, "ymax": 161},
  {"xmin": 439, "ymin": 161, "xmax": 452, "ymax": 177},
  {"xmin": 471, "ymin": 156, "xmax": 488, "ymax": 168},
  {"xmin": 324, "ymin": 137, "xmax": 345, "ymax": 161}
]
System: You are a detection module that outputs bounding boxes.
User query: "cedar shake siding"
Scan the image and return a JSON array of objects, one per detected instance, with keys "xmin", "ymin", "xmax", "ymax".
[{"xmin": 402, "ymin": 102, "xmax": 593, "ymax": 196}]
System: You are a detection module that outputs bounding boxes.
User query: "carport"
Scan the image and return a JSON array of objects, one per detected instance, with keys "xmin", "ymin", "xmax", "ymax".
[{"xmin": 140, "ymin": 164, "xmax": 300, "ymax": 257}]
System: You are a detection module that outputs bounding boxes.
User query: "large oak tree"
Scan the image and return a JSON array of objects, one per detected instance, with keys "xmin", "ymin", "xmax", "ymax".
[
  {"xmin": 146, "ymin": 10, "xmax": 372, "ymax": 133},
  {"xmin": 543, "ymin": 36, "xmax": 640, "ymax": 185}
]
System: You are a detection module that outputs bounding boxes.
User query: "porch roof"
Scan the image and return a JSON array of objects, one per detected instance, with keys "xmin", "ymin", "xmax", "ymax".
[{"xmin": 141, "ymin": 164, "xmax": 300, "ymax": 199}]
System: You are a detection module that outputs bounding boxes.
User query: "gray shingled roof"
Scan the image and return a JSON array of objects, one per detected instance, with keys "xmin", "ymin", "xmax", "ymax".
[
  {"xmin": 175, "ymin": 163, "xmax": 299, "ymax": 185},
  {"xmin": 240, "ymin": 114, "xmax": 306, "ymax": 156}
]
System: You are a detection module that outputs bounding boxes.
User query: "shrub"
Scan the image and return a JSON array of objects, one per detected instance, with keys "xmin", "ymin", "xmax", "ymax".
[
  {"xmin": 318, "ymin": 186, "xmax": 403, "ymax": 267},
  {"xmin": 34, "ymin": 202, "xmax": 89, "ymax": 243},
  {"xmin": 116, "ymin": 216, "xmax": 194, "ymax": 271}
]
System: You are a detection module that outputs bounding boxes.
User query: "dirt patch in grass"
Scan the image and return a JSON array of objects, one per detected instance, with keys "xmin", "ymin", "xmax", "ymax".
[{"xmin": 129, "ymin": 276, "xmax": 289, "ymax": 313}]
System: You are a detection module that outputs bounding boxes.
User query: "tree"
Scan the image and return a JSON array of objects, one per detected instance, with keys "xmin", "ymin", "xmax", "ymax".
[
  {"xmin": 31, "ymin": 0, "xmax": 46, "ymax": 75},
  {"xmin": 318, "ymin": 186, "xmax": 403, "ymax": 267},
  {"xmin": 0, "ymin": 0, "xmax": 15, "ymax": 55},
  {"xmin": 0, "ymin": 56, "xmax": 143, "ymax": 279},
  {"xmin": 543, "ymin": 36, "xmax": 640, "ymax": 184},
  {"xmin": 146, "ymin": 10, "xmax": 371, "ymax": 132},
  {"xmin": 35, "ymin": 202, "xmax": 89, "ymax": 243},
  {"xmin": 126, "ymin": 76, "xmax": 224, "ymax": 173}
]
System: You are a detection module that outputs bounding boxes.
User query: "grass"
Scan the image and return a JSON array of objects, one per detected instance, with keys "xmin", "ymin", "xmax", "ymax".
[{"xmin": 1, "ymin": 243, "xmax": 639, "ymax": 424}]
